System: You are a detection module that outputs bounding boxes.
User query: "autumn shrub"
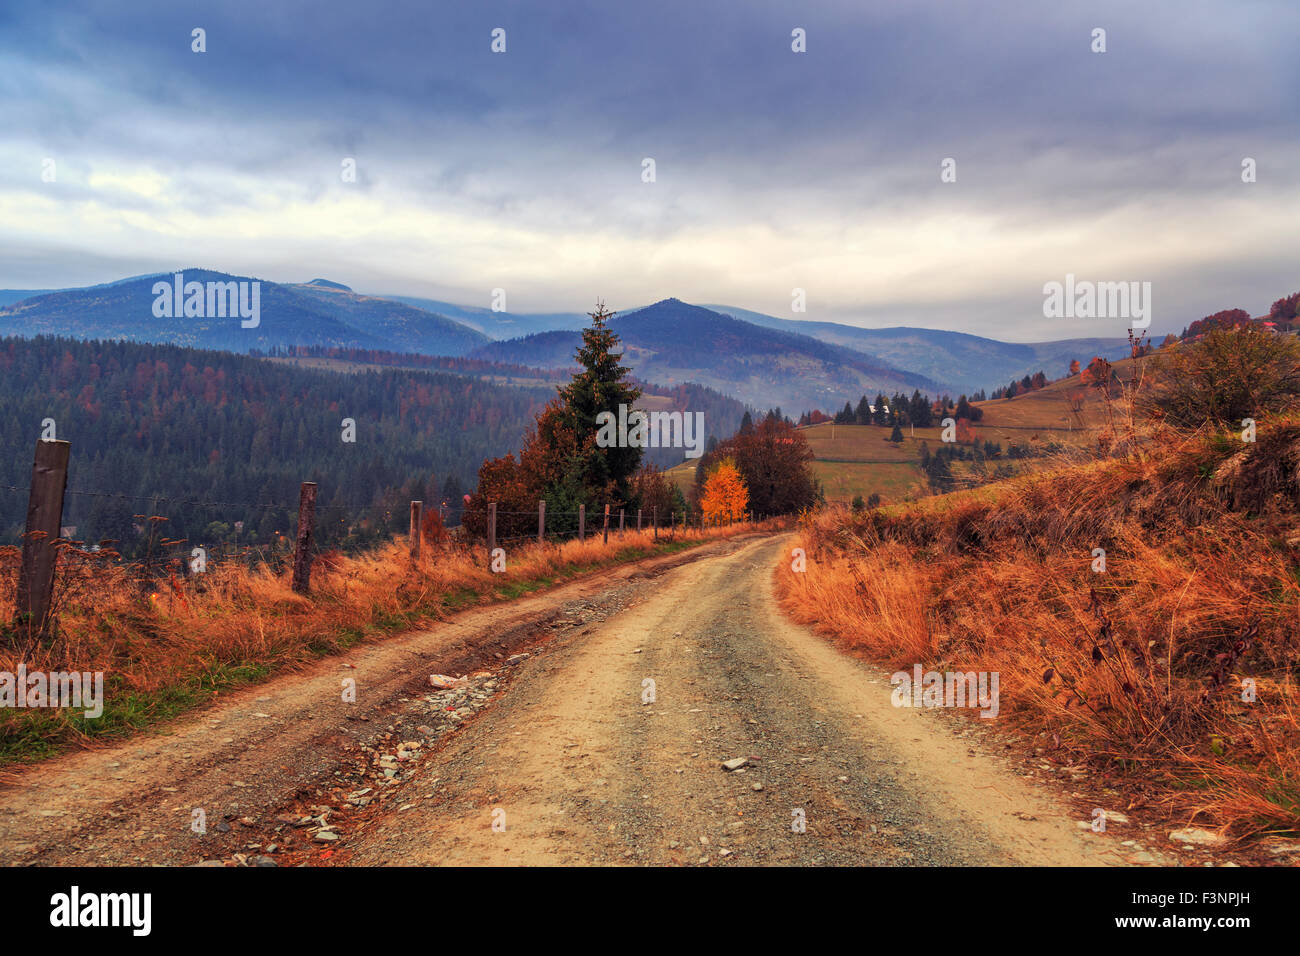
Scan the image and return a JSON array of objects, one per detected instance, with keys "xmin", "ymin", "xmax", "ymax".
[{"xmin": 1150, "ymin": 326, "xmax": 1300, "ymax": 427}]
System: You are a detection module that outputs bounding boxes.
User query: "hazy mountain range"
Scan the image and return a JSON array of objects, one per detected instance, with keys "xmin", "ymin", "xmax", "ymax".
[
  {"xmin": 381, "ymin": 295, "xmax": 590, "ymax": 340},
  {"xmin": 0, "ymin": 271, "xmax": 1133, "ymax": 412},
  {"xmin": 699, "ymin": 305, "xmax": 1134, "ymax": 395},
  {"xmin": 467, "ymin": 299, "xmax": 946, "ymax": 414},
  {"xmin": 0, "ymin": 272, "xmax": 488, "ymax": 357}
]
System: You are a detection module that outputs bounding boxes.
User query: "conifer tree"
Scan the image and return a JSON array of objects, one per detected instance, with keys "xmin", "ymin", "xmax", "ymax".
[
  {"xmin": 555, "ymin": 301, "xmax": 643, "ymax": 502},
  {"xmin": 854, "ymin": 395, "xmax": 871, "ymax": 425}
]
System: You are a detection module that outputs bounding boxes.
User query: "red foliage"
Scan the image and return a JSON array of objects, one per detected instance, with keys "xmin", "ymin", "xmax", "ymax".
[
  {"xmin": 1186, "ymin": 309, "xmax": 1251, "ymax": 339},
  {"xmin": 1080, "ymin": 357, "xmax": 1112, "ymax": 388},
  {"xmin": 421, "ymin": 506, "xmax": 448, "ymax": 546}
]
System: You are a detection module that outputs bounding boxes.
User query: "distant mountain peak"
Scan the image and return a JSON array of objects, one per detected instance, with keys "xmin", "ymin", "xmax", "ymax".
[
  {"xmin": 618, "ymin": 299, "xmax": 725, "ymax": 323},
  {"xmin": 621, "ymin": 296, "xmax": 688, "ymax": 314},
  {"xmin": 0, "ymin": 271, "xmax": 488, "ymax": 357},
  {"xmin": 468, "ymin": 298, "xmax": 944, "ymax": 412}
]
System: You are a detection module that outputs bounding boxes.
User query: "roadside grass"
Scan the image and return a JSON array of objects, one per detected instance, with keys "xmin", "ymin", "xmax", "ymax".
[
  {"xmin": 0, "ymin": 519, "xmax": 776, "ymax": 765},
  {"xmin": 778, "ymin": 419, "xmax": 1300, "ymax": 840}
]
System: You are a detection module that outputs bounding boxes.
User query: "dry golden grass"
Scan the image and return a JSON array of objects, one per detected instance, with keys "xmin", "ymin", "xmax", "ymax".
[
  {"xmin": 779, "ymin": 420, "xmax": 1300, "ymax": 839},
  {"xmin": 0, "ymin": 519, "xmax": 772, "ymax": 762}
]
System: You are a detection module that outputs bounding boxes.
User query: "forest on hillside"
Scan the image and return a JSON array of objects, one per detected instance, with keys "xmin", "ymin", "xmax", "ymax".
[
  {"xmin": 0, "ymin": 336, "xmax": 553, "ymax": 556},
  {"xmin": 256, "ymin": 343, "xmax": 750, "ymax": 452}
]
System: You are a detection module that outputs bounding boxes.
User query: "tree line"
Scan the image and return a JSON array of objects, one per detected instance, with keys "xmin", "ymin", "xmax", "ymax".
[{"xmin": 809, "ymin": 390, "xmax": 990, "ymax": 431}]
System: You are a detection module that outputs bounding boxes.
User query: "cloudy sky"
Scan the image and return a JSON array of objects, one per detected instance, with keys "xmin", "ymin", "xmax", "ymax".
[{"xmin": 2, "ymin": 0, "xmax": 1296, "ymax": 340}]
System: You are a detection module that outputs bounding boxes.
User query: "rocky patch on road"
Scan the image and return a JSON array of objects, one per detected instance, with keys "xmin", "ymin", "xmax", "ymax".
[
  {"xmin": 189, "ymin": 666, "xmax": 515, "ymax": 867},
  {"xmin": 187, "ymin": 587, "xmax": 649, "ymax": 867}
]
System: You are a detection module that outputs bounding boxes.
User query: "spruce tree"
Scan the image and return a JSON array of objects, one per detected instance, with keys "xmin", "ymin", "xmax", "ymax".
[
  {"xmin": 909, "ymin": 389, "xmax": 933, "ymax": 427},
  {"xmin": 854, "ymin": 395, "xmax": 871, "ymax": 425},
  {"xmin": 556, "ymin": 301, "xmax": 643, "ymax": 502}
]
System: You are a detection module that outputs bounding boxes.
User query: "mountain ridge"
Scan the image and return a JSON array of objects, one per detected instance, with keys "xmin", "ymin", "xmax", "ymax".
[
  {"xmin": 469, "ymin": 298, "xmax": 946, "ymax": 414},
  {"xmin": 0, "ymin": 273, "xmax": 1136, "ymax": 404},
  {"xmin": 699, "ymin": 304, "xmax": 1133, "ymax": 394},
  {"xmin": 0, "ymin": 270, "xmax": 489, "ymax": 357}
]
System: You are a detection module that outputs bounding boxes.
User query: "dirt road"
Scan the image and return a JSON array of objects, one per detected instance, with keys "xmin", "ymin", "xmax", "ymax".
[{"xmin": 0, "ymin": 533, "xmax": 1165, "ymax": 867}]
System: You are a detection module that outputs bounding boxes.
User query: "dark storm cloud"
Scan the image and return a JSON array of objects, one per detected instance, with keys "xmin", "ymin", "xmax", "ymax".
[{"xmin": 3, "ymin": 0, "xmax": 1298, "ymax": 337}]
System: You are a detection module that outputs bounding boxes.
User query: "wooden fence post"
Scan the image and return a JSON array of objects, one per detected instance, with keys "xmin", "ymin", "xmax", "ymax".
[
  {"xmin": 15, "ymin": 439, "xmax": 70, "ymax": 636},
  {"xmin": 619, "ymin": 508, "xmax": 624, "ymax": 533},
  {"xmin": 538, "ymin": 500, "xmax": 546, "ymax": 544},
  {"xmin": 291, "ymin": 481, "xmax": 317, "ymax": 594},
  {"xmin": 603, "ymin": 504, "xmax": 610, "ymax": 544},
  {"xmin": 653, "ymin": 507, "xmax": 657, "ymax": 540},
  {"xmin": 409, "ymin": 500, "xmax": 422, "ymax": 560},
  {"xmin": 579, "ymin": 504, "xmax": 585, "ymax": 542},
  {"xmin": 637, "ymin": 508, "xmax": 642, "ymax": 531},
  {"xmin": 488, "ymin": 502, "xmax": 497, "ymax": 559}
]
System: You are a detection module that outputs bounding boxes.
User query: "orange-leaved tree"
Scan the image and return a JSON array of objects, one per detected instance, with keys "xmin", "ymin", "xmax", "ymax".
[{"xmin": 700, "ymin": 457, "xmax": 749, "ymax": 523}]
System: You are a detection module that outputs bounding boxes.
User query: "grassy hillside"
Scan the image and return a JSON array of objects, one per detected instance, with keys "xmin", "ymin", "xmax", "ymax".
[
  {"xmin": 779, "ymin": 418, "xmax": 1300, "ymax": 842},
  {"xmin": 672, "ymin": 361, "xmax": 1126, "ymax": 506}
]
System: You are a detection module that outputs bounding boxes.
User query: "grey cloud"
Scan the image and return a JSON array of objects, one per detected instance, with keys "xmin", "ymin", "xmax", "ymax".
[{"xmin": 1, "ymin": 0, "xmax": 1297, "ymax": 340}]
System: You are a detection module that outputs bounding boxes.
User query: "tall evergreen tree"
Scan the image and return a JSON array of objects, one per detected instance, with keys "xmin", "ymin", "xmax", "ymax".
[
  {"xmin": 890, "ymin": 392, "xmax": 907, "ymax": 426},
  {"xmin": 909, "ymin": 389, "xmax": 933, "ymax": 427},
  {"xmin": 556, "ymin": 301, "xmax": 643, "ymax": 502},
  {"xmin": 854, "ymin": 395, "xmax": 871, "ymax": 425},
  {"xmin": 871, "ymin": 393, "xmax": 887, "ymax": 426}
]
